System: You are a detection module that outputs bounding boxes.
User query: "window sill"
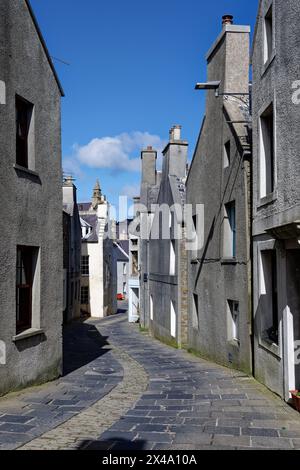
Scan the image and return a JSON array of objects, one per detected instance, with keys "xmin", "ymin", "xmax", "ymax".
[
  {"xmin": 259, "ymin": 337, "xmax": 280, "ymax": 358},
  {"xmin": 13, "ymin": 328, "xmax": 44, "ymax": 342},
  {"xmin": 228, "ymin": 339, "xmax": 240, "ymax": 349},
  {"xmin": 14, "ymin": 165, "xmax": 41, "ymax": 184},
  {"xmin": 257, "ymin": 191, "xmax": 277, "ymax": 209},
  {"xmin": 14, "ymin": 164, "xmax": 39, "ymax": 177},
  {"xmin": 221, "ymin": 258, "xmax": 237, "ymax": 265},
  {"xmin": 261, "ymin": 50, "xmax": 276, "ymax": 78}
]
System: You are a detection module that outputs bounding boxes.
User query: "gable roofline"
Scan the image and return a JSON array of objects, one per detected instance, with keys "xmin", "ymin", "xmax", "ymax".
[
  {"xmin": 114, "ymin": 242, "xmax": 129, "ymax": 261},
  {"xmin": 186, "ymin": 115, "xmax": 206, "ymax": 186},
  {"xmin": 24, "ymin": 0, "xmax": 65, "ymax": 96},
  {"xmin": 251, "ymin": 0, "xmax": 263, "ymax": 62}
]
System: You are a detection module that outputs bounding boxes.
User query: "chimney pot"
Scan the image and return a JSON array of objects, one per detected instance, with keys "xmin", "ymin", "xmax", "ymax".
[
  {"xmin": 222, "ymin": 14, "xmax": 234, "ymax": 26},
  {"xmin": 147, "ymin": 146, "xmax": 153, "ymax": 150}
]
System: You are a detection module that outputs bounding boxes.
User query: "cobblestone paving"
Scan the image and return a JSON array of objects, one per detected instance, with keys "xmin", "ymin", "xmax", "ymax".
[
  {"xmin": 19, "ymin": 341, "xmax": 148, "ymax": 450},
  {"xmin": 88, "ymin": 316, "xmax": 300, "ymax": 451},
  {"xmin": 0, "ymin": 321, "xmax": 123, "ymax": 450},
  {"xmin": 1, "ymin": 312, "xmax": 300, "ymax": 450}
]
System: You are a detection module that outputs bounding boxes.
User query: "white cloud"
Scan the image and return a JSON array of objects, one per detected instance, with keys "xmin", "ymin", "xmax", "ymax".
[
  {"xmin": 74, "ymin": 131, "xmax": 166, "ymax": 172},
  {"xmin": 63, "ymin": 157, "xmax": 85, "ymax": 178}
]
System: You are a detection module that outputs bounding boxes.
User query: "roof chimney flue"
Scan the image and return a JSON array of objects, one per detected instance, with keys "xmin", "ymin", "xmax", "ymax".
[
  {"xmin": 169, "ymin": 125, "xmax": 182, "ymax": 142},
  {"xmin": 222, "ymin": 14, "xmax": 234, "ymax": 26}
]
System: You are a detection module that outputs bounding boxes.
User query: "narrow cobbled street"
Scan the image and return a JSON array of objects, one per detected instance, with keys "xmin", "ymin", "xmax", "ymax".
[{"xmin": 1, "ymin": 308, "xmax": 300, "ymax": 451}]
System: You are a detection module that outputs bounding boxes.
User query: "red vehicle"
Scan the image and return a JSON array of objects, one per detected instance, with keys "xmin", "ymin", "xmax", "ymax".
[{"xmin": 117, "ymin": 293, "xmax": 125, "ymax": 301}]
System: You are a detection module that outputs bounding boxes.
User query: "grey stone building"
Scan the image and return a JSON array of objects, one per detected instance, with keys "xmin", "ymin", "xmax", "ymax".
[
  {"xmin": 0, "ymin": 0, "xmax": 64, "ymax": 395},
  {"xmin": 147, "ymin": 127, "xmax": 189, "ymax": 348},
  {"xmin": 63, "ymin": 177, "xmax": 82, "ymax": 323},
  {"xmin": 186, "ymin": 16, "xmax": 252, "ymax": 373},
  {"xmin": 139, "ymin": 147, "xmax": 161, "ymax": 329},
  {"xmin": 252, "ymin": 0, "xmax": 300, "ymax": 400}
]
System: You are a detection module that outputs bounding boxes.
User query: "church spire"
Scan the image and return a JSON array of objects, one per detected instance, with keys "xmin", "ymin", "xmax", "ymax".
[{"xmin": 91, "ymin": 179, "xmax": 104, "ymax": 209}]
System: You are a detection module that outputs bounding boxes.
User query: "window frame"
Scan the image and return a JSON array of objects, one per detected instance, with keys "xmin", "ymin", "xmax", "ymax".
[
  {"xmin": 16, "ymin": 246, "xmax": 35, "ymax": 334},
  {"xmin": 263, "ymin": 3, "xmax": 274, "ymax": 65},
  {"xmin": 81, "ymin": 286, "xmax": 89, "ymax": 305},
  {"xmin": 15, "ymin": 95, "xmax": 34, "ymax": 169},
  {"xmin": 81, "ymin": 255, "xmax": 90, "ymax": 276},
  {"xmin": 227, "ymin": 299, "xmax": 240, "ymax": 344},
  {"xmin": 259, "ymin": 101, "xmax": 276, "ymax": 201},
  {"xmin": 192, "ymin": 293, "xmax": 199, "ymax": 331},
  {"xmin": 224, "ymin": 140, "xmax": 231, "ymax": 168},
  {"xmin": 223, "ymin": 201, "xmax": 236, "ymax": 259}
]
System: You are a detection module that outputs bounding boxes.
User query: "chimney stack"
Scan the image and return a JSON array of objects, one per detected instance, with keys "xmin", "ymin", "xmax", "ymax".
[
  {"xmin": 141, "ymin": 147, "xmax": 157, "ymax": 185},
  {"xmin": 163, "ymin": 125, "xmax": 188, "ymax": 179},
  {"xmin": 222, "ymin": 14, "xmax": 233, "ymax": 26},
  {"xmin": 169, "ymin": 125, "xmax": 182, "ymax": 142}
]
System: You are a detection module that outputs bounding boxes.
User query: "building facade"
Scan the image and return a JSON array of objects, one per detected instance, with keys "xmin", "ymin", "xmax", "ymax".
[
  {"xmin": 139, "ymin": 147, "xmax": 161, "ymax": 330},
  {"xmin": 147, "ymin": 127, "xmax": 189, "ymax": 347},
  {"xmin": 63, "ymin": 176, "xmax": 81, "ymax": 323},
  {"xmin": 113, "ymin": 241, "xmax": 129, "ymax": 300},
  {"xmin": 0, "ymin": 0, "xmax": 63, "ymax": 395},
  {"xmin": 128, "ymin": 197, "xmax": 141, "ymax": 323},
  {"xmin": 252, "ymin": 0, "xmax": 300, "ymax": 400},
  {"xmin": 79, "ymin": 181, "xmax": 117, "ymax": 318},
  {"xmin": 186, "ymin": 17, "xmax": 252, "ymax": 373}
]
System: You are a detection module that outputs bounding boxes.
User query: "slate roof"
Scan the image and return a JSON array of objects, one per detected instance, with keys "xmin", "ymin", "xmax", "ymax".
[
  {"xmin": 114, "ymin": 242, "xmax": 129, "ymax": 262},
  {"xmin": 117, "ymin": 240, "xmax": 129, "ymax": 256},
  {"xmin": 78, "ymin": 202, "xmax": 92, "ymax": 212}
]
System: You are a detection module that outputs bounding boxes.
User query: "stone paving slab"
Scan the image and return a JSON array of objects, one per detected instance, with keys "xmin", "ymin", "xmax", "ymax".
[
  {"xmin": 88, "ymin": 316, "xmax": 300, "ymax": 450},
  {"xmin": 0, "ymin": 321, "xmax": 123, "ymax": 450},
  {"xmin": 2, "ymin": 313, "xmax": 300, "ymax": 450}
]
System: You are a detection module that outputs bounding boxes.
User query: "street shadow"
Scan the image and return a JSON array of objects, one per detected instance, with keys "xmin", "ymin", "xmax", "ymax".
[
  {"xmin": 78, "ymin": 438, "xmax": 149, "ymax": 451},
  {"xmin": 63, "ymin": 322, "xmax": 111, "ymax": 376}
]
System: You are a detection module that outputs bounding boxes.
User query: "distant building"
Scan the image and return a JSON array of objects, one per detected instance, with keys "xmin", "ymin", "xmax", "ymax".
[
  {"xmin": 186, "ymin": 16, "xmax": 252, "ymax": 373},
  {"xmin": 63, "ymin": 176, "xmax": 81, "ymax": 323},
  {"xmin": 78, "ymin": 181, "xmax": 117, "ymax": 318},
  {"xmin": 0, "ymin": 0, "xmax": 64, "ymax": 395},
  {"xmin": 251, "ymin": 0, "xmax": 300, "ymax": 400},
  {"xmin": 128, "ymin": 197, "xmax": 141, "ymax": 323},
  {"xmin": 116, "ymin": 219, "xmax": 132, "ymax": 241},
  {"xmin": 113, "ymin": 240, "xmax": 129, "ymax": 300}
]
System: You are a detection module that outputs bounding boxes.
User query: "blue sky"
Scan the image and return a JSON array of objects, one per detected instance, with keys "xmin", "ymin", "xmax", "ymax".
[{"xmin": 30, "ymin": 0, "xmax": 258, "ymax": 210}]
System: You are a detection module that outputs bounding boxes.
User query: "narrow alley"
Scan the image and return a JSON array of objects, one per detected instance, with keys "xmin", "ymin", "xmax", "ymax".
[{"xmin": 0, "ymin": 306, "xmax": 300, "ymax": 451}]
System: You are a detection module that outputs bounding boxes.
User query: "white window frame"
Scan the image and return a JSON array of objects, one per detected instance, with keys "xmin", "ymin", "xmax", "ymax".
[
  {"xmin": 169, "ymin": 240, "xmax": 176, "ymax": 276},
  {"xmin": 192, "ymin": 293, "xmax": 199, "ymax": 330},
  {"xmin": 150, "ymin": 295, "xmax": 154, "ymax": 321},
  {"xmin": 259, "ymin": 101, "xmax": 276, "ymax": 201},
  {"xmin": 227, "ymin": 300, "xmax": 239, "ymax": 343},
  {"xmin": 170, "ymin": 301, "xmax": 176, "ymax": 338},
  {"xmin": 263, "ymin": 3, "xmax": 274, "ymax": 65}
]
